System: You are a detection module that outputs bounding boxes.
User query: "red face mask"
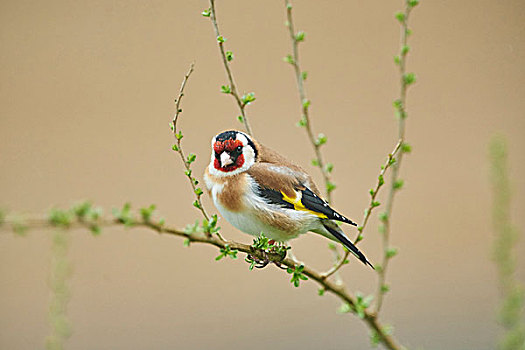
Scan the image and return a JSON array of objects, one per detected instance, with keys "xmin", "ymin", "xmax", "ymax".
[{"xmin": 213, "ymin": 139, "xmax": 245, "ymax": 172}]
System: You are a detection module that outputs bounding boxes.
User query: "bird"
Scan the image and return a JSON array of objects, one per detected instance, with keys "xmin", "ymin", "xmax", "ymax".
[{"xmin": 203, "ymin": 130, "xmax": 373, "ymax": 268}]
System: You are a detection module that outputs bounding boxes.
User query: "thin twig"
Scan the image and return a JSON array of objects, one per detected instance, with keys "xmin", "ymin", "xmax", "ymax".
[
  {"xmin": 208, "ymin": 0, "xmax": 253, "ymax": 136},
  {"xmin": 489, "ymin": 136, "xmax": 525, "ymax": 349},
  {"xmin": 171, "ymin": 64, "xmax": 225, "ymax": 241},
  {"xmin": 375, "ymin": 0, "xmax": 417, "ymax": 313},
  {"xmin": 171, "ymin": 64, "xmax": 208, "ymax": 221},
  {"xmin": 356, "ymin": 140, "xmax": 403, "ymax": 243},
  {"xmin": 0, "ymin": 214, "xmax": 405, "ymax": 350},
  {"xmin": 284, "ymin": 0, "xmax": 333, "ymax": 203},
  {"xmin": 321, "ymin": 140, "xmax": 402, "ymax": 279}
]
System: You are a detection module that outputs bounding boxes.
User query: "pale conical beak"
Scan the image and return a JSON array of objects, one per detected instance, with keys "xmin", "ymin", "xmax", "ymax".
[{"xmin": 220, "ymin": 152, "xmax": 233, "ymax": 167}]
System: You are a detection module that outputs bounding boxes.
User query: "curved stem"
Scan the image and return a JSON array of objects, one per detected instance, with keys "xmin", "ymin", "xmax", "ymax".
[
  {"xmin": 209, "ymin": 0, "xmax": 253, "ymax": 136},
  {"xmin": 284, "ymin": 0, "xmax": 332, "ymax": 203},
  {"xmin": 322, "ymin": 140, "xmax": 402, "ymax": 279},
  {"xmin": 375, "ymin": 1, "xmax": 414, "ymax": 314},
  {"xmin": 0, "ymin": 214, "xmax": 405, "ymax": 350}
]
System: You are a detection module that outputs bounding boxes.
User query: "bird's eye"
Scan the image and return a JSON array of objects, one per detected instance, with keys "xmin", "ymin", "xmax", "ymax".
[{"xmin": 236, "ymin": 146, "xmax": 242, "ymax": 152}]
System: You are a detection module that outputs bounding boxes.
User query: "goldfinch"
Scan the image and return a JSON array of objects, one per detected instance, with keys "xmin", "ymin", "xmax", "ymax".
[{"xmin": 204, "ymin": 130, "xmax": 373, "ymax": 268}]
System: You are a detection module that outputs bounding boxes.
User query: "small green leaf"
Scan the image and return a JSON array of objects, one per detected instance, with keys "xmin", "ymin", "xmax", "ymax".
[
  {"xmin": 392, "ymin": 99, "xmax": 402, "ymax": 109},
  {"xmin": 287, "ymin": 264, "xmax": 308, "ymax": 287},
  {"xmin": 113, "ymin": 202, "xmax": 134, "ymax": 227},
  {"xmin": 49, "ymin": 208, "xmax": 73, "ymax": 228},
  {"xmin": 241, "ymin": 92, "xmax": 256, "ymax": 105},
  {"xmin": 371, "ymin": 201, "xmax": 381, "ymax": 208},
  {"xmin": 326, "ymin": 181, "xmax": 336, "ymax": 193},
  {"xmin": 301, "ymin": 71, "xmax": 308, "ymax": 80},
  {"xmin": 217, "ymin": 36, "xmax": 226, "ymax": 43},
  {"xmin": 318, "ymin": 288, "xmax": 325, "ymax": 296},
  {"xmin": 401, "ymin": 45, "xmax": 410, "ymax": 56},
  {"xmin": 401, "ymin": 142, "xmax": 412, "ymax": 153},
  {"xmin": 395, "ymin": 12, "xmax": 405, "ymax": 23},
  {"xmin": 216, "ymin": 244, "xmax": 238, "ymax": 261},
  {"xmin": 378, "ymin": 212, "xmax": 389, "ymax": 222},
  {"xmin": 201, "ymin": 8, "xmax": 211, "ymax": 17},
  {"xmin": 72, "ymin": 201, "xmax": 92, "ymax": 219},
  {"xmin": 192, "ymin": 200, "xmax": 201, "ymax": 209},
  {"xmin": 187, "ymin": 153, "xmax": 197, "ymax": 163},
  {"xmin": 283, "ymin": 54, "xmax": 294, "ymax": 65},
  {"xmin": 90, "ymin": 224, "xmax": 101, "ymax": 236},
  {"xmin": 408, "ymin": 0, "xmax": 419, "ymax": 7},
  {"xmin": 296, "ymin": 116, "xmax": 307, "ymax": 127},
  {"xmin": 325, "ymin": 163, "xmax": 334, "ymax": 173},
  {"xmin": 302, "ymin": 99, "xmax": 311, "ymax": 108},
  {"xmin": 295, "ymin": 31, "xmax": 305, "ymax": 42},
  {"xmin": 381, "ymin": 284, "xmax": 390, "ymax": 293},
  {"xmin": 388, "ymin": 157, "xmax": 396, "ymax": 166},
  {"xmin": 194, "ymin": 188, "xmax": 203, "ymax": 196},
  {"xmin": 337, "ymin": 303, "xmax": 352, "ymax": 314},
  {"xmin": 225, "ymin": 51, "xmax": 234, "ymax": 62},
  {"xmin": 183, "ymin": 238, "xmax": 191, "ymax": 247},
  {"xmin": 386, "ymin": 247, "xmax": 398, "ymax": 258},
  {"xmin": 184, "ymin": 220, "xmax": 200, "ymax": 234},
  {"xmin": 221, "ymin": 85, "xmax": 231, "ymax": 94},
  {"xmin": 311, "ymin": 159, "xmax": 320, "ymax": 167},
  {"xmin": 370, "ymin": 330, "xmax": 381, "ymax": 347},
  {"xmin": 394, "ymin": 55, "xmax": 401, "ymax": 65},
  {"xmin": 140, "ymin": 204, "xmax": 156, "ymax": 222},
  {"xmin": 403, "ymin": 72, "xmax": 416, "ymax": 85},
  {"xmin": 184, "ymin": 169, "xmax": 192, "ymax": 177},
  {"xmin": 393, "ymin": 179, "xmax": 404, "ymax": 190},
  {"xmin": 172, "ymin": 144, "xmax": 179, "ymax": 152},
  {"xmin": 378, "ymin": 174, "xmax": 384, "ymax": 187},
  {"xmin": 315, "ymin": 133, "xmax": 327, "ymax": 146},
  {"xmin": 237, "ymin": 115, "xmax": 244, "ymax": 123}
]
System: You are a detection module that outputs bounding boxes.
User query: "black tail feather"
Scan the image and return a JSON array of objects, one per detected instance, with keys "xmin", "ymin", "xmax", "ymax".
[{"xmin": 322, "ymin": 222, "xmax": 374, "ymax": 269}]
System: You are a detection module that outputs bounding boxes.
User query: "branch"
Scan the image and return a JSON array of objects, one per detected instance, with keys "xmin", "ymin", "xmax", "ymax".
[
  {"xmin": 170, "ymin": 63, "xmax": 225, "ymax": 242},
  {"xmin": 489, "ymin": 136, "xmax": 525, "ymax": 350},
  {"xmin": 375, "ymin": 0, "xmax": 419, "ymax": 313},
  {"xmin": 283, "ymin": 0, "xmax": 334, "ymax": 203},
  {"xmin": 205, "ymin": 0, "xmax": 254, "ymax": 136},
  {"xmin": 0, "ymin": 210, "xmax": 404, "ymax": 350},
  {"xmin": 322, "ymin": 140, "xmax": 403, "ymax": 279},
  {"xmin": 170, "ymin": 64, "xmax": 208, "ymax": 220}
]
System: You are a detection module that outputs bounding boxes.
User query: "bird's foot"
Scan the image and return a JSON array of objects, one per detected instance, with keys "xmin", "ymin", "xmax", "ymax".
[
  {"xmin": 245, "ymin": 253, "xmax": 270, "ymax": 269},
  {"xmin": 245, "ymin": 243, "xmax": 289, "ymax": 270}
]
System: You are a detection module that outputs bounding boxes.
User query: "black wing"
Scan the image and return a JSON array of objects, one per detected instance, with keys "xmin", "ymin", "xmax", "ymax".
[
  {"xmin": 256, "ymin": 185, "xmax": 357, "ymax": 226},
  {"xmin": 300, "ymin": 187, "xmax": 357, "ymax": 226}
]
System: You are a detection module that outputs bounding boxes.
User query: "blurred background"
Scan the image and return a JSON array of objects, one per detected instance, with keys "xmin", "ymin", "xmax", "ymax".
[{"xmin": 1, "ymin": 0, "xmax": 524, "ymax": 349}]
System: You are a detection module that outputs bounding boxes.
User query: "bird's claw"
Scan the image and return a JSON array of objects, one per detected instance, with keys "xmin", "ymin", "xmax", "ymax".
[{"xmin": 246, "ymin": 246, "xmax": 288, "ymax": 270}]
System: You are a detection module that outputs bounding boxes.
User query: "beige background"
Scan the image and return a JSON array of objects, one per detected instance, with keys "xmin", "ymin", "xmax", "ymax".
[{"xmin": 1, "ymin": 0, "xmax": 524, "ymax": 349}]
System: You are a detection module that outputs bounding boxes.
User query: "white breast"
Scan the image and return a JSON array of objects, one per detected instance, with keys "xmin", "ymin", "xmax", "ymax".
[{"xmin": 204, "ymin": 172, "xmax": 317, "ymax": 241}]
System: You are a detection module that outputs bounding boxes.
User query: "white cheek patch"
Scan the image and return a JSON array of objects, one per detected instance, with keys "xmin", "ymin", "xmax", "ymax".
[
  {"xmin": 208, "ymin": 131, "xmax": 256, "ymax": 178},
  {"xmin": 236, "ymin": 133, "xmax": 249, "ymax": 146}
]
